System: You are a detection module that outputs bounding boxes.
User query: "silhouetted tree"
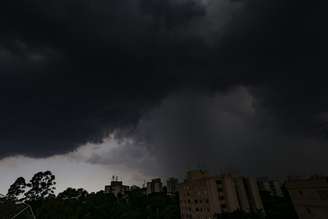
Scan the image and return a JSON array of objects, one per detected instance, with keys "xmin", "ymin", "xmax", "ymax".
[
  {"xmin": 2, "ymin": 175, "xmax": 181, "ymax": 219},
  {"xmin": 25, "ymin": 171, "xmax": 56, "ymax": 201},
  {"xmin": 58, "ymin": 188, "xmax": 89, "ymax": 200},
  {"xmin": 7, "ymin": 177, "xmax": 27, "ymax": 201}
]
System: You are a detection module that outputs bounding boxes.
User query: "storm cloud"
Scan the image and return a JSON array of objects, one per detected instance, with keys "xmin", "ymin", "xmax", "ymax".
[
  {"xmin": 83, "ymin": 87, "xmax": 328, "ymax": 177},
  {"xmin": 0, "ymin": 0, "xmax": 327, "ymax": 176}
]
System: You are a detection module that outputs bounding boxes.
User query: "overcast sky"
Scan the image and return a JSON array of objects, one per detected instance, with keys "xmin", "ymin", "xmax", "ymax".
[{"xmin": 0, "ymin": 0, "xmax": 327, "ymax": 194}]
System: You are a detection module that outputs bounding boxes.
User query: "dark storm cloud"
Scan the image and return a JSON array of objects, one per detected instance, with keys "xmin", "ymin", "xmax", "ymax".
[
  {"xmin": 133, "ymin": 88, "xmax": 328, "ymax": 176},
  {"xmin": 86, "ymin": 87, "xmax": 328, "ymax": 177},
  {"xmin": 0, "ymin": 0, "xmax": 327, "ymax": 163}
]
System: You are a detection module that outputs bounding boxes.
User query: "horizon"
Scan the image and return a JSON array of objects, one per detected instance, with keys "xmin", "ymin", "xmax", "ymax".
[
  {"xmin": 1, "ymin": 164, "xmax": 323, "ymax": 195},
  {"xmin": 1, "ymin": 0, "xmax": 328, "ymax": 202}
]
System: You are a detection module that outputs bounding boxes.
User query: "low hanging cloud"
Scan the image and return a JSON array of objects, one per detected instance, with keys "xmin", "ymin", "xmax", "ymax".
[
  {"xmin": 134, "ymin": 87, "xmax": 328, "ymax": 176},
  {"xmin": 83, "ymin": 87, "xmax": 328, "ymax": 177}
]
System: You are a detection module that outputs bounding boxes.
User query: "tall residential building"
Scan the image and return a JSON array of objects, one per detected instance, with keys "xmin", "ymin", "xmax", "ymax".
[
  {"xmin": 178, "ymin": 170, "xmax": 264, "ymax": 219},
  {"xmin": 287, "ymin": 176, "xmax": 328, "ymax": 219},
  {"xmin": 146, "ymin": 178, "xmax": 163, "ymax": 194},
  {"xmin": 104, "ymin": 176, "xmax": 130, "ymax": 197},
  {"xmin": 167, "ymin": 177, "xmax": 179, "ymax": 194},
  {"xmin": 258, "ymin": 177, "xmax": 285, "ymax": 197}
]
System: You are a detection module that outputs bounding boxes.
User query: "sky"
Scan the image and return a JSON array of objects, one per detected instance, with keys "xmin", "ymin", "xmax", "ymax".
[{"xmin": 0, "ymin": 0, "xmax": 328, "ymax": 194}]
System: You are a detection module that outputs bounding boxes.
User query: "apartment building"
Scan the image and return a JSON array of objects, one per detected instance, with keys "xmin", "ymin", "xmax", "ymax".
[
  {"xmin": 258, "ymin": 177, "xmax": 285, "ymax": 197},
  {"xmin": 146, "ymin": 178, "xmax": 163, "ymax": 194},
  {"xmin": 167, "ymin": 177, "xmax": 179, "ymax": 194},
  {"xmin": 105, "ymin": 177, "xmax": 129, "ymax": 197},
  {"xmin": 178, "ymin": 170, "xmax": 264, "ymax": 219},
  {"xmin": 287, "ymin": 176, "xmax": 328, "ymax": 219}
]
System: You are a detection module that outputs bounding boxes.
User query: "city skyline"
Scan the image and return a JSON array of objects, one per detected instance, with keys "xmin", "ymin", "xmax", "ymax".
[
  {"xmin": 0, "ymin": 162, "xmax": 325, "ymax": 195},
  {"xmin": 0, "ymin": 0, "xmax": 328, "ymax": 196}
]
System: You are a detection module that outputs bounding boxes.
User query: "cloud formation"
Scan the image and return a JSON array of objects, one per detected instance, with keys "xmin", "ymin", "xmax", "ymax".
[
  {"xmin": 0, "ymin": 0, "xmax": 327, "ymax": 178},
  {"xmin": 124, "ymin": 87, "xmax": 328, "ymax": 176},
  {"xmin": 60, "ymin": 87, "xmax": 328, "ymax": 178}
]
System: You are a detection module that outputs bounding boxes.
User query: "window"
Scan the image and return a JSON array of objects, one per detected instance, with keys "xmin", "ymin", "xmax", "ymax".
[
  {"xmin": 219, "ymin": 196, "xmax": 225, "ymax": 200},
  {"xmin": 195, "ymin": 199, "xmax": 198, "ymax": 204}
]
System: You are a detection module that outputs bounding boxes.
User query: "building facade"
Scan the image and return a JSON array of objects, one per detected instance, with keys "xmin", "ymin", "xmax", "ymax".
[
  {"xmin": 178, "ymin": 170, "xmax": 264, "ymax": 219},
  {"xmin": 146, "ymin": 178, "xmax": 163, "ymax": 194},
  {"xmin": 258, "ymin": 177, "xmax": 285, "ymax": 197},
  {"xmin": 167, "ymin": 177, "xmax": 179, "ymax": 194},
  {"xmin": 287, "ymin": 176, "xmax": 328, "ymax": 219},
  {"xmin": 105, "ymin": 177, "xmax": 130, "ymax": 197}
]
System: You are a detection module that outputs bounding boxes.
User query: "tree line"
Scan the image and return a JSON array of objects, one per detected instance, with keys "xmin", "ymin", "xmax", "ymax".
[
  {"xmin": 0, "ymin": 171, "xmax": 299, "ymax": 219},
  {"xmin": 6, "ymin": 171, "xmax": 56, "ymax": 202},
  {"xmin": 0, "ymin": 171, "xmax": 180, "ymax": 219}
]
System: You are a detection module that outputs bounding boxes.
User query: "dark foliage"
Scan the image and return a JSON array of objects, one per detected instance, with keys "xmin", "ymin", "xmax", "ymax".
[
  {"xmin": 25, "ymin": 171, "xmax": 56, "ymax": 201},
  {"xmin": 0, "ymin": 202, "xmax": 33, "ymax": 219},
  {"xmin": 7, "ymin": 177, "xmax": 27, "ymax": 201},
  {"xmin": 26, "ymin": 190, "xmax": 180, "ymax": 219},
  {"xmin": 57, "ymin": 188, "xmax": 89, "ymax": 200},
  {"xmin": 260, "ymin": 186, "xmax": 299, "ymax": 219}
]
